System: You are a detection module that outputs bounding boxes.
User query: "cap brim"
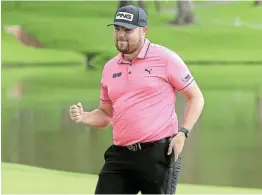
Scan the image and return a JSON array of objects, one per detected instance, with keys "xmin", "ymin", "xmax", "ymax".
[{"xmin": 107, "ymin": 22, "xmax": 138, "ymax": 29}]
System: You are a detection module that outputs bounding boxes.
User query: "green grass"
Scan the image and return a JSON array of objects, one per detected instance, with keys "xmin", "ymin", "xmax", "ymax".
[
  {"xmin": 2, "ymin": 162, "xmax": 262, "ymax": 194},
  {"xmin": 196, "ymin": 1, "xmax": 262, "ymax": 22},
  {"xmin": 2, "ymin": 1, "xmax": 262, "ymax": 62},
  {"xmin": 1, "ymin": 32, "xmax": 86, "ymax": 65}
]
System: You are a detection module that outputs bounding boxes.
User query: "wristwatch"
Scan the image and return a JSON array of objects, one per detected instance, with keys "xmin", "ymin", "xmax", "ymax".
[{"xmin": 179, "ymin": 127, "xmax": 189, "ymax": 138}]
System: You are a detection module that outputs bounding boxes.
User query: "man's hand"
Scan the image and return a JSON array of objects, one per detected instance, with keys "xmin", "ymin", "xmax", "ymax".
[
  {"xmin": 167, "ymin": 132, "xmax": 186, "ymax": 161},
  {"xmin": 69, "ymin": 102, "xmax": 84, "ymax": 123}
]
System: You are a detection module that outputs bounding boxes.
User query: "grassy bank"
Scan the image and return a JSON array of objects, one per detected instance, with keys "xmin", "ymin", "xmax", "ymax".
[
  {"xmin": 2, "ymin": 162, "xmax": 262, "ymax": 194},
  {"xmin": 2, "ymin": 1, "xmax": 262, "ymax": 62}
]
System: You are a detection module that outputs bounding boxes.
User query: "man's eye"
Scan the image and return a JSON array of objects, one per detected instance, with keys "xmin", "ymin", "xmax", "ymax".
[{"xmin": 125, "ymin": 29, "xmax": 132, "ymax": 32}]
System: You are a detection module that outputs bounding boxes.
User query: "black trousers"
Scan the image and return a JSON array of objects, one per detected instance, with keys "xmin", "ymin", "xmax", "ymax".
[{"xmin": 94, "ymin": 137, "xmax": 182, "ymax": 194}]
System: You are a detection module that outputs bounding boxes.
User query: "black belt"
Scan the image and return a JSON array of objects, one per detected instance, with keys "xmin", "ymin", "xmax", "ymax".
[{"xmin": 123, "ymin": 136, "xmax": 172, "ymax": 152}]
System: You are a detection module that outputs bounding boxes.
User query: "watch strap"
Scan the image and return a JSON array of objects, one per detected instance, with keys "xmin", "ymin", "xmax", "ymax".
[{"xmin": 179, "ymin": 127, "xmax": 189, "ymax": 138}]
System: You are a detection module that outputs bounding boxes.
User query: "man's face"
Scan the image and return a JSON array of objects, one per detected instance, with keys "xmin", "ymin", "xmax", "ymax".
[{"xmin": 113, "ymin": 25, "xmax": 147, "ymax": 54}]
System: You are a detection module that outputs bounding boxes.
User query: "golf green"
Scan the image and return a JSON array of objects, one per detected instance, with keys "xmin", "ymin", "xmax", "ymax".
[{"xmin": 2, "ymin": 162, "xmax": 262, "ymax": 194}]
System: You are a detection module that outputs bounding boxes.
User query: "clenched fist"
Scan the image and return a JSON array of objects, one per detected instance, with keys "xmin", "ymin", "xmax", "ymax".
[{"xmin": 69, "ymin": 102, "xmax": 84, "ymax": 123}]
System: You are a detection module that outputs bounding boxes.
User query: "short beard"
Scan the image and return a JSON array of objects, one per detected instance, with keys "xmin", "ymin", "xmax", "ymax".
[{"xmin": 116, "ymin": 38, "xmax": 143, "ymax": 54}]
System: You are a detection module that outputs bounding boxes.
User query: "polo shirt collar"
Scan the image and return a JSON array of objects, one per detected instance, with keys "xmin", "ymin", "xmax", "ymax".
[{"xmin": 118, "ymin": 38, "xmax": 151, "ymax": 64}]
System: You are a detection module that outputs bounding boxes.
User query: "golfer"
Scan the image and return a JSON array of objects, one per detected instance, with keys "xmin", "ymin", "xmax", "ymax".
[{"xmin": 69, "ymin": 5, "xmax": 204, "ymax": 194}]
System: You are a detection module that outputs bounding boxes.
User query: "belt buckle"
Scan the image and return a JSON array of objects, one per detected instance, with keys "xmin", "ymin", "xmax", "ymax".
[{"xmin": 127, "ymin": 143, "xmax": 141, "ymax": 151}]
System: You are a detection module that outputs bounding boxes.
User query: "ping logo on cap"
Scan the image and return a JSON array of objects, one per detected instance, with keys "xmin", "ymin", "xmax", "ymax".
[{"xmin": 115, "ymin": 12, "xmax": 134, "ymax": 21}]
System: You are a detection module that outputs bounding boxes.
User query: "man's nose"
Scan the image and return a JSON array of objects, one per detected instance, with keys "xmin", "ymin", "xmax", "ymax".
[{"xmin": 118, "ymin": 33, "xmax": 125, "ymax": 39}]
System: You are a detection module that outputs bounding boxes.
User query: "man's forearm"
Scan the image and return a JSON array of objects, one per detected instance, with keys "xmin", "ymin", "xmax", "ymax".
[
  {"xmin": 181, "ymin": 95, "xmax": 204, "ymax": 132},
  {"xmin": 81, "ymin": 109, "xmax": 112, "ymax": 128}
]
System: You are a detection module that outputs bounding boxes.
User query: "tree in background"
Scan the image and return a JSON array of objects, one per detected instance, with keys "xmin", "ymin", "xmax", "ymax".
[
  {"xmin": 119, "ymin": 0, "xmax": 131, "ymax": 8},
  {"xmin": 118, "ymin": 0, "xmax": 196, "ymax": 25},
  {"xmin": 138, "ymin": 0, "xmax": 145, "ymax": 10},
  {"xmin": 154, "ymin": 0, "xmax": 160, "ymax": 12},
  {"xmin": 171, "ymin": 0, "xmax": 195, "ymax": 25},
  {"xmin": 118, "ymin": 0, "xmax": 148, "ymax": 14},
  {"xmin": 254, "ymin": 0, "xmax": 262, "ymax": 5},
  {"xmin": 118, "ymin": 0, "xmax": 145, "ymax": 9}
]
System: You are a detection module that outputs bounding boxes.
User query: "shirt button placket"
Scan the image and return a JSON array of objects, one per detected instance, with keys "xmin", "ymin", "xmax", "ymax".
[{"xmin": 128, "ymin": 63, "xmax": 132, "ymax": 81}]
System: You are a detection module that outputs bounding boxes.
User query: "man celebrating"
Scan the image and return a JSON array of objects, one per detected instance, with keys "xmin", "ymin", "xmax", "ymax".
[{"xmin": 69, "ymin": 5, "xmax": 204, "ymax": 194}]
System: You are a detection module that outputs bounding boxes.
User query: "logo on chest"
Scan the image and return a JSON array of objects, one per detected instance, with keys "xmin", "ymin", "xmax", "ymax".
[
  {"xmin": 112, "ymin": 72, "xmax": 122, "ymax": 78},
  {"xmin": 145, "ymin": 68, "xmax": 152, "ymax": 74}
]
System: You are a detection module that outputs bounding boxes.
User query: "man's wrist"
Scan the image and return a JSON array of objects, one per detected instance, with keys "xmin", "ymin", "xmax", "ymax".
[
  {"xmin": 178, "ymin": 127, "xmax": 190, "ymax": 138},
  {"xmin": 80, "ymin": 112, "xmax": 89, "ymax": 124}
]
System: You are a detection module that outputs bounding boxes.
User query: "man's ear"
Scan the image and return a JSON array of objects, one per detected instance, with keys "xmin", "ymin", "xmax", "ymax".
[{"xmin": 141, "ymin": 26, "xmax": 148, "ymax": 36}]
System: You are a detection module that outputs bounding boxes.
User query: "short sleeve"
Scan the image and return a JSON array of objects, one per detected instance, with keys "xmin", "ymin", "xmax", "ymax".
[
  {"xmin": 100, "ymin": 70, "xmax": 112, "ymax": 104},
  {"xmin": 166, "ymin": 52, "xmax": 195, "ymax": 91}
]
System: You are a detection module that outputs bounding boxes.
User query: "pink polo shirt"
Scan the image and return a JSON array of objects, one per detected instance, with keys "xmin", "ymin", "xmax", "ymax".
[{"xmin": 100, "ymin": 39, "xmax": 195, "ymax": 146}]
